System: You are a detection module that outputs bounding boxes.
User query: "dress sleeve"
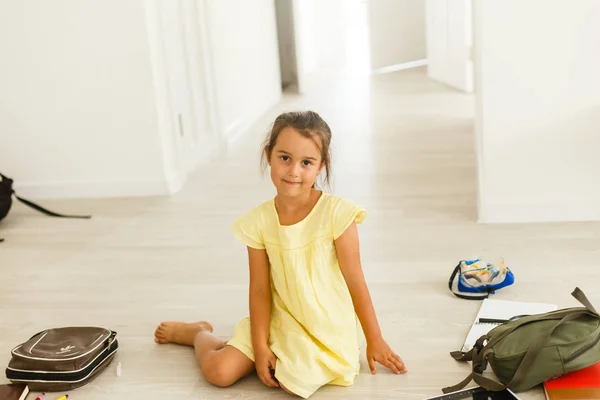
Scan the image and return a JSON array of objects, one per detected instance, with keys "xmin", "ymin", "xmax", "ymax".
[
  {"xmin": 231, "ymin": 207, "xmax": 265, "ymax": 249},
  {"xmin": 332, "ymin": 197, "xmax": 368, "ymax": 240}
]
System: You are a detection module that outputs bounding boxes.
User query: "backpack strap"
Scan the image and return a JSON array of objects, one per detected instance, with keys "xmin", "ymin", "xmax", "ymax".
[
  {"xmin": 572, "ymin": 287, "xmax": 598, "ymax": 314},
  {"xmin": 14, "ymin": 195, "xmax": 91, "ymax": 219},
  {"xmin": 444, "ymin": 372, "xmax": 475, "ymax": 393},
  {"xmin": 444, "ymin": 347, "xmax": 507, "ymax": 393},
  {"xmin": 448, "ymin": 263, "xmax": 491, "ymax": 300},
  {"xmin": 449, "ymin": 334, "xmax": 490, "ymax": 362}
]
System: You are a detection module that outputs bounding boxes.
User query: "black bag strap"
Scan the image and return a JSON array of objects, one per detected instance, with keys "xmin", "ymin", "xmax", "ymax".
[
  {"xmin": 1, "ymin": 172, "xmax": 91, "ymax": 220},
  {"xmin": 14, "ymin": 195, "xmax": 91, "ymax": 219},
  {"xmin": 448, "ymin": 262, "xmax": 490, "ymax": 300}
]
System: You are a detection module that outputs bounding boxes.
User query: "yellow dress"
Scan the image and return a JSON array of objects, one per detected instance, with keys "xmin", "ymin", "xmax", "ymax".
[{"xmin": 227, "ymin": 192, "xmax": 367, "ymax": 398}]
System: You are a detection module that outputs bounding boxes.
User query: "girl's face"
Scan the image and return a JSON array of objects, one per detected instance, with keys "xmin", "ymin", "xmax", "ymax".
[{"xmin": 268, "ymin": 127, "xmax": 324, "ymax": 197}]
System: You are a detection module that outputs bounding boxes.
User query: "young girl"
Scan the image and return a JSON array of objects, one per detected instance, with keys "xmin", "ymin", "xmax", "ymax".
[{"xmin": 154, "ymin": 111, "xmax": 407, "ymax": 398}]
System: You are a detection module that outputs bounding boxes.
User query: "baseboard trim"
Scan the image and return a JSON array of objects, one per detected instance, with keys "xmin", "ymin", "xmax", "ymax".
[
  {"xmin": 225, "ymin": 98, "xmax": 281, "ymax": 146},
  {"xmin": 478, "ymin": 204, "xmax": 600, "ymax": 224},
  {"xmin": 13, "ymin": 178, "xmax": 171, "ymax": 200},
  {"xmin": 224, "ymin": 118, "xmax": 246, "ymax": 146},
  {"xmin": 372, "ymin": 59, "xmax": 428, "ymax": 75},
  {"xmin": 165, "ymin": 171, "xmax": 186, "ymax": 195}
]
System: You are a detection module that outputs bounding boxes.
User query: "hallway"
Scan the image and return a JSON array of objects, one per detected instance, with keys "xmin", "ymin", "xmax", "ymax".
[{"xmin": 2, "ymin": 67, "xmax": 599, "ymax": 399}]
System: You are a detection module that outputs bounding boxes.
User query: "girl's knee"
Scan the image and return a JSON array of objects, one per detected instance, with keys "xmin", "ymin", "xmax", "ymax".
[
  {"xmin": 202, "ymin": 362, "xmax": 237, "ymax": 387},
  {"xmin": 200, "ymin": 346, "xmax": 255, "ymax": 388},
  {"xmin": 201, "ymin": 354, "xmax": 238, "ymax": 387}
]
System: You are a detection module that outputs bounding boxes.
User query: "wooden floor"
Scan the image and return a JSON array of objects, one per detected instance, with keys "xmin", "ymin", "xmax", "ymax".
[{"xmin": 2, "ymin": 67, "xmax": 600, "ymax": 400}]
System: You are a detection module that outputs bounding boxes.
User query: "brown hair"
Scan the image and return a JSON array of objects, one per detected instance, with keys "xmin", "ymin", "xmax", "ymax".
[{"xmin": 261, "ymin": 111, "xmax": 332, "ymax": 188}]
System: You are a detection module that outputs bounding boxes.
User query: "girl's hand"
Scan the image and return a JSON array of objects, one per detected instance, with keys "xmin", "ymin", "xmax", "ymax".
[
  {"xmin": 255, "ymin": 345, "xmax": 279, "ymax": 388},
  {"xmin": 366, "ymin": 337, "xmax": 407, "ymax": 375}
]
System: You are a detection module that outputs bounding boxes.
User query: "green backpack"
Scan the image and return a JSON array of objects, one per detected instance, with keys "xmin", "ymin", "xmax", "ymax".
[{"xmin": 443, "ymin": 287, "xmax": 600, "ymax": 394}]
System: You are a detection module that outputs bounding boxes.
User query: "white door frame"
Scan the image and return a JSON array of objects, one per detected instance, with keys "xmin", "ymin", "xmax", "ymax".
[
  {"xmin": 274, "ymin": 0, "xmax": 312, "ymax": 94},
  {"xmin": 425, "ymin": 0, "xmax": 474, "ymax": 92},
  {"xmin": 194, "ymin": 0, "xmax": 225, "ymax": 152},
  {"xmin": 145, "ymin": 0, "xmax": 223, "ymax": 193}
]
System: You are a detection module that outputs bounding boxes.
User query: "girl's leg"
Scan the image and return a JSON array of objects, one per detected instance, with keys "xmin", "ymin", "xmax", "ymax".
[{"xmin": 154, "ymin": 321, "xmax": 254, "ymax": 387}]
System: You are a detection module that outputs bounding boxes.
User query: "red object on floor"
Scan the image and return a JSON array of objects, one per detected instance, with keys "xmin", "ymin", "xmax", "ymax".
[{"xmin": 543, "ymin": 362, "xmax": 600, "ymax": 399}]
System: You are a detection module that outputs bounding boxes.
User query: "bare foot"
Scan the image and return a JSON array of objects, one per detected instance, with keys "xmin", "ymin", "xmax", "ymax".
[{"xmin": 154, "ymin": 321, "xmax": 213, "ymax": 346}]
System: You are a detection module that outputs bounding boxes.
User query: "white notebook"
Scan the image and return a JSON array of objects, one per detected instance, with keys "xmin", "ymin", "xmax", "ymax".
[{"xmin": 461, "ymin": 298, "xmax": 557, "ymax": 353}]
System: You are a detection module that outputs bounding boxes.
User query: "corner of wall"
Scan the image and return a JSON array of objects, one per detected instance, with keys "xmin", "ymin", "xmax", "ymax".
[{"xmin": 472, "ymin": 0, "xmax": 485, "ymax": 224}]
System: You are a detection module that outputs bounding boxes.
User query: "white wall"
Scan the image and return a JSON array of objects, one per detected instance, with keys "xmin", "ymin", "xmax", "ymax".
[
  {"xmin": 293, "ymin": 0, "xmax": 317, "ymax": 81},
  {"xmin": 0, "ymin": 0, "xmax": 283, "ymax": 198},
  {"xmin": 474, "ymin": 0, "xmax": 600, "ymax": 223},
  {"xmin": 425, "ymin": 0, "xmax": 473, "ymax": 92},
  {"xmin": 204, "ymin": 0, "xmax": 282, "ymax": 142},
  {"xmin": 367, "ymin": 0, "xmax": 426, "ymax": 70},
  {"xmin": 308, "ymin": 0, "xmax": 348, "ymax": 70},
  {"xmin": 273, "ymin": 0, "xmax": 328, "ymax": 93},
  {"xmin": 288, "ymin": 0, "xmax": 350, "ymax": 91},
  {"xmin": 277, "ymin": 0, "xmax": 369, "ymax": 91},
  {"xmin": 0, "ymin": 1, "xmax": 168, "ymax": 198}
]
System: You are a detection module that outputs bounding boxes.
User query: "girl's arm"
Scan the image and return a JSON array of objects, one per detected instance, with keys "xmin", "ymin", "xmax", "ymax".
[
  {"xmin": 248, "ymin": 246, "xmax": 271, "ymax": 348},
  {"xmin": 247, "ymin": 246, "xmax": 279, "ymax": 387},
  {"xmin": 334, "ymin": 222, "xmax": 407, "ymax": 375}
]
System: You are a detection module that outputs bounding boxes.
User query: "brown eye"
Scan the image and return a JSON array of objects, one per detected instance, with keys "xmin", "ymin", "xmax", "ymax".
[{"xmin": 302, "ymin": 160, "xmax": 313, "ymax": 166}]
